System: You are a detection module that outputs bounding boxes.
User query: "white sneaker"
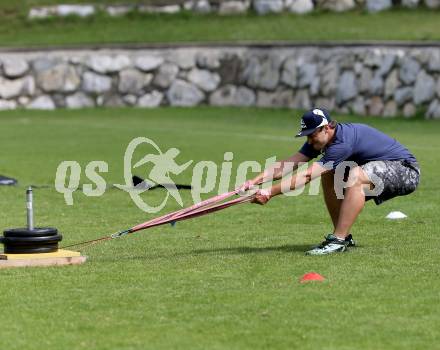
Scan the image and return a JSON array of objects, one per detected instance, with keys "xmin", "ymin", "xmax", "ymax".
[{"xmin": 305, "ymin": 234, "xmax": 348, "ymax": 256}]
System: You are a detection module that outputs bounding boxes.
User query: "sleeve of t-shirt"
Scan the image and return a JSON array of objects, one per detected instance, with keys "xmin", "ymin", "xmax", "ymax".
[
  {"xmin": 317, "ymin": 143, "xmax": 354, "ymax": 169},
  {"xmin": 299, "ymin": 142, "xmax": 321, "ymax": 159}
]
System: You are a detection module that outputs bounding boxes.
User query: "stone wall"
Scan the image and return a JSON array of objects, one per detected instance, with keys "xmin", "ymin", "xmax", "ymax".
[
  {"xmin": 1, "ymin": 45, "xmax": 440, "ymax": 118},
  {"xmin": 28, "ymin": 0, "xmax": 440, "ymax": 18}
]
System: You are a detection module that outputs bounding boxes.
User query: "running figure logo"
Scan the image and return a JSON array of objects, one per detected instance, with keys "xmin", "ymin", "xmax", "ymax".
[{"xmin": 116, "ymin": 137, "xmax": 193, "ymax": 213}]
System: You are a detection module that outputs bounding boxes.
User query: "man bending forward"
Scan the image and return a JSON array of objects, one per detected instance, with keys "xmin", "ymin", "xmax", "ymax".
[{"xmin": 245, "ymin": 109, "xmax": 420, "ymax": 255}]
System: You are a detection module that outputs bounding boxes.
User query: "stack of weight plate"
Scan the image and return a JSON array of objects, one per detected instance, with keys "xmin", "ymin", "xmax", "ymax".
[{"xmin": 0, "ymin": 227, "xmax": 62, "ymax": 254}]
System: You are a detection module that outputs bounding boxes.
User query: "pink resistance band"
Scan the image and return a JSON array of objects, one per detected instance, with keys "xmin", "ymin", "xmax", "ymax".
[
  {"xmin": 62, "ymin": 187, "xmax": 256, "ymax": 250},
  {"xmin": 123, "ymin": 188, "xmax": 255, "ymax": 235}
]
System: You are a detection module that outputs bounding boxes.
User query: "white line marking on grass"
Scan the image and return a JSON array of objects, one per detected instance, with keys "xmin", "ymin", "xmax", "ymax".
[
  {"xmin": 50, "ymin": 119, "xmax": 299, "ymax": 143},
  {"xmin": 46, "ymin": 119, "xmax": 434, "ymax": 149}
]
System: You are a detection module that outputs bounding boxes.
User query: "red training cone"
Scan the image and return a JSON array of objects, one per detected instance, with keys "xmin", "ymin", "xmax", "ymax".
[{"xmin": 300, "ymin": 272, "xmax": 325, "ymax": 283}]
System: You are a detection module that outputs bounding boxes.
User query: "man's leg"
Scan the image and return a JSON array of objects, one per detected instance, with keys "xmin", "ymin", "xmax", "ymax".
[
  {"xmin": 321, "ymin": 171, "xmax": 342, "ymax": 230},
  {"xmin": 334, "ymin": 166, "xmax": 372, "ymax": 239},
  {"xmin": 305, "ymin": 170, "xmax": 355, "ymax": 255}
]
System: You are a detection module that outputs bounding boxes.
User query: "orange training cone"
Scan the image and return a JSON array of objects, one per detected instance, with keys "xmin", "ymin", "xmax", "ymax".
[{"xmin": 300, "ymin": 272, "xmax": 325, "ymax": 283}]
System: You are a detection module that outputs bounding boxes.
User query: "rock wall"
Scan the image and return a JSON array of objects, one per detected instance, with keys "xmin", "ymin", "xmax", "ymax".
[
  {"xmin": 1, "ymin": 45, "xmax": 440, "ymax": 118},
  {"xmin": 28, "ymin": 0, "xmax": 440, "ymax": 18}
]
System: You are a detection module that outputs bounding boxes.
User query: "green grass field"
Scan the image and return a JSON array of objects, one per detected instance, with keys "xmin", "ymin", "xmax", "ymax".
[
  {"xmin": 1, "ymin": 7, "xmax": 440, "ymax": 46},
  {"xmin": 0, "ymin": 107, "xmax": 438, "ymax": 349}
]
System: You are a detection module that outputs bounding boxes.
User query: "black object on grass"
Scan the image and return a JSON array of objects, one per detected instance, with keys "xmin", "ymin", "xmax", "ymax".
[
  {"xmin": 0, "ymin": 175, "xmax": 18, "ymax": 186},
  {"xmin": 132, "ymin": 175, "xmax": 192, "ymax": 190}
]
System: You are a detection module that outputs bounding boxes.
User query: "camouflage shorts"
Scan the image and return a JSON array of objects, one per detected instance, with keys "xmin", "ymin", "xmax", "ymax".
[{"xmin": 361, "ymin": 160, "xmax": 420, "ymax": 205}]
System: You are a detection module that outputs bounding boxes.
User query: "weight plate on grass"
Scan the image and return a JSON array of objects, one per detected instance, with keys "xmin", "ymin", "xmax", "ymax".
[
  {"xmin": 0, "ymin": 234, "xmax": 62, "ymax": 245},
  {"xmin": 3, "ymin": 244, "xmax": 59, "ymax": 254},
  {"xmin": 3, "ymin": 227, "xmax": 58, "ymax": 238}
]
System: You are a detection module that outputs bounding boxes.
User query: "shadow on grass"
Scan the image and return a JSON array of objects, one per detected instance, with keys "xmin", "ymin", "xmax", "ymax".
[
  {"xmin": 192, "ymin": 244, "xmax": 312, "ymax": 255},
  {"xmin": 93, "ymin": 244, "xmax": 314, "ymax": 263}
]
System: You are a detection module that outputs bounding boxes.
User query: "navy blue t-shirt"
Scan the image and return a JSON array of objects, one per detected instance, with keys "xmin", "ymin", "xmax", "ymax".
[{"xmin": 299, "ymin": 123, "xmax": 417, "ymax": 169}]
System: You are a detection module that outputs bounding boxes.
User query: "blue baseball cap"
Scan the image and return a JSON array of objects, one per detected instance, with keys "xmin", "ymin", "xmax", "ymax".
[{"xmin": 295, "ymin": 108, "xmax": 332, "ymax": 137}]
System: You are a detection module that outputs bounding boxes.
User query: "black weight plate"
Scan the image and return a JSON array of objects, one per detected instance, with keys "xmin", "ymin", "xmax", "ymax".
[
  {"xmin": 0, "ymin": 234, "xmax": 62, "ymax": 245},
  {"xmin": 3, "ymin": 227, "xmax": 58, "ymax": 237},
  {"xmin": 2, "ymin": 234, "xmax": 62, "ymax": 244},
  {"xmin": 3, "ymin": 244, "xmax": 58, "ymax": 254}
]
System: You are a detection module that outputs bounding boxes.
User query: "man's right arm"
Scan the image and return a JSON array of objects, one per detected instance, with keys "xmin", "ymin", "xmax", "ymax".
[{"xmin": 248, "ymin": 152, "xmax": 311, "ymax": 188}]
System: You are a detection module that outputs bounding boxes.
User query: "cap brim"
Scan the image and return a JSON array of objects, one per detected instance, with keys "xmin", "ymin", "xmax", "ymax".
[{"xmin": 295, "ymin": 128, "xmax": 316, "ymax": 137}]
